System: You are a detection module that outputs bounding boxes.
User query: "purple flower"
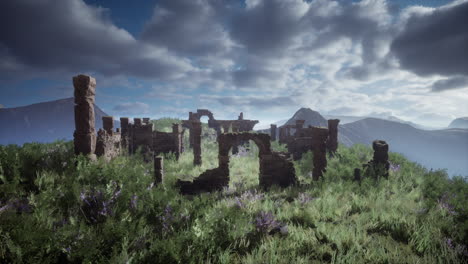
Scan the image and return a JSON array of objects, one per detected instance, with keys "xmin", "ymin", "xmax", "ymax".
[
  {"xmin": 254, "ymin": 211, "xmax": 285, "ymax": 235},
  {"xmin": 159, "ymin": 205, "xmax": 174, "ymax": 234},
  {"xmin": 438, "ymin": 193, "xmax": 458, "ymax": 215},
  {"xmin": 389, "ymin": 162, "xmax": 401, "ymax": 172}
]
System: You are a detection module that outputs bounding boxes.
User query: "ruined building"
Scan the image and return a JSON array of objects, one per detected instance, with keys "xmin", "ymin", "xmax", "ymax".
[{"xmin": 177, "ymin": 132, "xmax": 296, "ymax": 195}]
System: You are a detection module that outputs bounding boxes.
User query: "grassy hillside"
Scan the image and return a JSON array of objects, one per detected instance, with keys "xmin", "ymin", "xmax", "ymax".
[{"xmin": 0, "ymin": 118, "xmax": 467, "ymax": 263}]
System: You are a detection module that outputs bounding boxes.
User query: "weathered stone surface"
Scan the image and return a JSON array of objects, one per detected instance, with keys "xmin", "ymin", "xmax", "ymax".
[
  {"xmin": 270, "ymin": 124, "xmax": 277, "ymax": 141},
  {"xmin": 73, "ymin": 74, "xmax": 96, "ymax": 156},
  {"xmin": 177, "ymin": 132, "xmax": 296, "ymax": 195},
  {"xmin": 154, "ymin": 156, "xmax": 164, "ymax": 185},
  {"xmin": 143, "ymin": 118, "xmax": 150, "ymax": 124},
  {"xmin": 102, "ymin": 116, "xmax": 114, "ymax": 134},
  {"xmin": 120, "ymin": 117, "xmax": 129, "ymax": 151},
  {"xmin": 134, "ymin": 118, "xmax": 142, "ymax": 126},
  {"xmin": 364, "ymin": 140, "xmax": 390, "ymax": 179},
  {"xmin": 95, "ymin": 128, "xmax": 121, "ymax": 161},
  {"xmin": 152, "ymin": 125, "xmax": 184, "ymax": 160},
  {"xmin": 131, "ymin": 122, "xmax": 153, "ymax": 158},
  {"xmin": 327, "ymin": 119, "xmax": 340, "ymax": 154},
  {"xmin": 311, "ymin": 127, "xmax": 329, "ymax": 181},
  {"xmin": 192, "ymin": 121, "xmax": 202, "ymax": 165}
]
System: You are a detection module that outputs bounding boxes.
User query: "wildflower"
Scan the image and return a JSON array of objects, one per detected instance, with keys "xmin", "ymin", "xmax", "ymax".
[
  {"xmin": 159, "ymin": 205, "xmax": 174, "ymax": 234},
  {"xmin": 389, "ymin": 162, "xmax": 401, "ymax": 172},
  {"xmin": 254, "ymin": 211, "xmax": 283, "ymax": 235}
]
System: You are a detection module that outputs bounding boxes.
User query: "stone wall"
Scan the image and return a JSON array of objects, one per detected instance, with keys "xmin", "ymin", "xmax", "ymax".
[{"xmin": 177, "ymin": 132, "xmax": 296, "ymax": 195}]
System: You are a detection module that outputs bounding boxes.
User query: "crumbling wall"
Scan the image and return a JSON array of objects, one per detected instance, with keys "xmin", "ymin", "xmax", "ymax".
[
  {"xmin": 152, "ymin": 124, "xmax": 184, "ymax": 160},
  {"xmin": 177, "ymin": 132, "xmax": 296, "ymax": 195},
  {"xmin": 120, "ymin": 117, "xmax": 130, "ymax": 151},
  {"xmin": 95, "ymin": 129, "xmax": 121, "ymax": 161},
  {"xmin": 73, "ymin": 74, "xmax": 96, "ymax": 156}
]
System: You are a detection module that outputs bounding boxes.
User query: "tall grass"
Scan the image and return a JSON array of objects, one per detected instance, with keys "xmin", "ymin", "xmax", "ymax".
[{"xmin": 0, "ymin": 118, "xmax": 466, "ymax": 263}]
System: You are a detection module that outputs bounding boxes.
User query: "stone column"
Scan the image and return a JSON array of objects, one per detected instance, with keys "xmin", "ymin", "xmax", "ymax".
[
  {"xmin": 192, "ymin": 121, "xmax": 202, "ymax": 166},
  {"xmin": 102, "ymin": 116, "xmax": 114, "ymax": 134},
  {"xmin": 73, "ymin": 74, "xmax": 97, "ymax": 156},
  {"xmin": 172, "ymin": 124, "xmax": 182, "ymax": 159},
  {"xmin": 372, "ymin": 140, "xmax": 390, "ymax": 178},
  {"xmin": 327, "ymin": 119, "xmax": 340, "ymax": 155},
  {"xmin": 270, "ymin": 124, "xmax": 277, "ymax": 141},
  {"xmin": 134, "ymin": 118, "xmax": 142, "ymax": 126},
  {"xmin": 154, "ymin": 156, "xmax": 164, "ymax": 185},
  {"xmin": 238, "ymin": 112, "xmax": 244, "ymax": 120},
  {"xmin": 231, "ymin": 122, "xmax": 240, "ymax": 154},
  {"xmin": 311, "ymin": 127, "xmax": 329, "ymax": 181},
  {"xmin": 120, "ymin": 117, "xmax": 129, "ymax": 151}
]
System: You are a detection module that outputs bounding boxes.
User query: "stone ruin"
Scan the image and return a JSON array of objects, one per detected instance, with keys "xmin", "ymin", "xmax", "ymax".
[
  {"xmin": 182, "ymin": 109, "xmax": 259, "ymax": 164},
  {"xmin": 177, "ymin": 132, "xmax": 296, "ymax": 195},
  {"xmin": 364, "ymin": 140, "xmax": 390, "ymax": 179},
  {"xmin": 73, "ymin": 74, "xmax": 184, "ymax": 162},
  {"xmin": 95, "ymin": 116, "xmax": 121, "ymax": 161},
  {"xmin": 73, "ymin": 74, "xmax": 97, "ymax": 157},
  {"xmin": 275, "ymin": 119, "xmax": 341, "ymax": 180},
  {"xmin": 270, "ymin": 124, "xmax": 277, "ymax": 141}
]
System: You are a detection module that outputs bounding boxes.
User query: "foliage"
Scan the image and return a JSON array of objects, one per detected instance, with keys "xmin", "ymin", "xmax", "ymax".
[{"xmin": 0, "ymin": 118, "xmax": 467, "ymax": 263}]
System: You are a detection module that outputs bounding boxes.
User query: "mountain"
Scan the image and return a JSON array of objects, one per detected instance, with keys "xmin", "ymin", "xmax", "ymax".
[
  {"xmin": 324, "ymin": 114, "xmax": 441, "ymax": 130},
  {"xmin": 282, "ymin": 108, "xmax": 328, "ymax": 127},
  {"xmin": 267, "ymin": 108, "xmax": 468, "ymax": 177},
  {"xmin": 448, "ymin": 117, "xmax": 468, "ymax": 129},
  {"xmin": 0, "ymin": 98, "xmax": 119, "ymax": 145}
]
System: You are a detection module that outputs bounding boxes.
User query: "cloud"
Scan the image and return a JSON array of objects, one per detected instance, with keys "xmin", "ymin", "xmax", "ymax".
[
  {"xmin": 431, "ymin": 76, "xmax": 468, "ymax": 92},
  {"xmin": 112, "ymin": 102, "xmax": 150, "ymax": 115},
  {"xmin": 390, "ymin": 1, "xmax": 468, "ymax": 78},
  {"xmin": 0, "ymin": 0, "xmax": 193, "ymax": 80}
]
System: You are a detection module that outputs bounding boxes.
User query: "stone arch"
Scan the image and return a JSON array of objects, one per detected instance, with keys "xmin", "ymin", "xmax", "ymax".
[{"xmin": 177, "ymin": 132, "xmax": 296, "ymax": 194}]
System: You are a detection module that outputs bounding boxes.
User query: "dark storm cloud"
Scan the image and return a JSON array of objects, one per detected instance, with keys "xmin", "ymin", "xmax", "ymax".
[
  {"xmin": 0, "ymin": 0, "xmax": 191, "ymax": 79},
  {"xmin": 141, "ymin": 0, "xmax": 231, "ymax": 57},
  {"xmin": 431, "ymin": 76, "xmax": 468, "ymax": 92},
  {"xmin": 391, "ymin": 1, "xmax": 468, "ymax": 77}
]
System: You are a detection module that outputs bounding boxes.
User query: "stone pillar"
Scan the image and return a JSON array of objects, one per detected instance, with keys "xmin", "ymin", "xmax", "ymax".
[
  {"xmin": 327, "ymin": 119, "xmax": 340, "ymax": 155},
  {"xmin": 231, "ymin": 122, "xmax": 240, "ymax": 154},
  {"xmin": 120, "ymin": 117, "xmax": 129, "ymax": 151},
  {"xmin": 134, "ymin": 118, "xmax": 142, "ymax": 126},
  {"xmin": 372, "ymin": 140, "xmax": 390, "ymax": 178},
  {"xmin": 154, "ymin": 156, "xmax": 164, "ymax": 185},
  {"xmin": 270, "ymin": 124, "xmax": 277, "ymax": 141},
  {"xmin": 73, "ymin": 74, "xmax": 97, "ymax": 156},
  {"xmin": 311, "ymin": 127, "xmax": 329, "ymax": 181},
  {"xmin": 192, "ymin": 121, "xmax": 202, "ymax": 166},
  {"xmin": 143, "ymin": 118, "xmax": 150, "ymax": 124},
  {"xmin": 238, "ymin": 112, "xmax": 244, "ymax": 120},
  {"xmin": 102, "ymin": 116, "xmax": 114, "ymax": 134},
  {"xmin": 172, "ymin": 124, "xmax": 182, "ymax": 159},
  {"xmin": 279, "ymin": 127, "xmax": 286, "ymax": 144}
]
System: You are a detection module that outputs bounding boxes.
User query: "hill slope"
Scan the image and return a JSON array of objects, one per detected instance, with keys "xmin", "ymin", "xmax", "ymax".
[
  {"xmin": 448, "ymin": 117, "xmax": 468, "ymax": 129},
  {"xmin": 0, "ymin": 98, "xmax": 118, "ymax": 145}
]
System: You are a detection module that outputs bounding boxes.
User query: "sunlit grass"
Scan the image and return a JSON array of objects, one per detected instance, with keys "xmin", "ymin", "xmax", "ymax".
[{"xmin": 0, "ymin": 118, "xmax": 466, "ymax": 263}]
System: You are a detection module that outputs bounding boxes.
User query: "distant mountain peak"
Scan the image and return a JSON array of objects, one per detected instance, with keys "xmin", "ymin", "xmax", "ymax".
[
  {"xmin": 283, "ymin": 107, "xmax": 328, "ymax": 128},
  {"xmin": 449, "ymin": 117, "xmax": 468, "ymax": 129}
]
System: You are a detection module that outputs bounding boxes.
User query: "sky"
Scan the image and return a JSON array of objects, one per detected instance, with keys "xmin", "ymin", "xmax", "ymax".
[{"xmin": 1, "ymin": 0, "xmax": 467, "ymax": 128}]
